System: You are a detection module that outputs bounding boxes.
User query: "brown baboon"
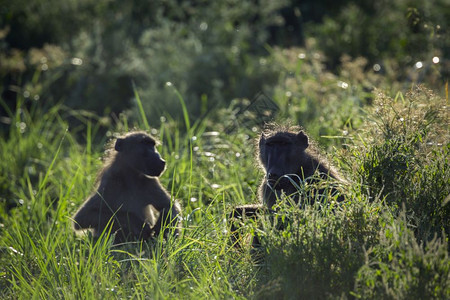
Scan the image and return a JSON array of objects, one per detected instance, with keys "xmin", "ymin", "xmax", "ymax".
[
  {"xmin": 73, "ymin": 131, "xmax": 181, "ymax": 243},
  {"xmin": 258, "ymin": 125, "xmax": 344, "ymax": 209},
  {"xmin": 229, "ymin": 124, "xmax": 345, "ymax": 246}
]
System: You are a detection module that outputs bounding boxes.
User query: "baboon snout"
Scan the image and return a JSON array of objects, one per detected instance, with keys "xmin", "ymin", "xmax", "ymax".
[{"xmin": 156, "ymin": 159, "xmax": 166, "ymax": 172}]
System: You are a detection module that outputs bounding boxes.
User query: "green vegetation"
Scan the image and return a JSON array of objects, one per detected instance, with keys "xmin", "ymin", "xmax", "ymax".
[
  {"xmin": 0, "ymin": 81, "xmax": 448, "ymax": 298},
  {"xmin": 1, "ymin": 0, "xmax": 449, "ymax": 299},
  {"xmin": 1, "ymin": 0, "xmax": 447, "ymax": 123}
]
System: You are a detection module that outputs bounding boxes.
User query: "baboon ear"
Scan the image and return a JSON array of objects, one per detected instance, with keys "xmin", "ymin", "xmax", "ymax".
[
  {"xmin": 115, "ymin": 138, "xmax": 124, "ymax": 152},
  {"xmin": 296, "ymin": 131, "xmax": 309, "ymax": 148}
]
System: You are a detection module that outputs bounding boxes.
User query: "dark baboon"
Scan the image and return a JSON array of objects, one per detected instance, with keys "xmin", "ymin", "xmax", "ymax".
[
  {"xmin": 229, "ymin": 124, "xmax": 345, "ymax": 246},
  {"xmin": 258, "ymin": 125, "xmax": 344, "ymax": 209},
  {"xmin": 73, "ymin": 131, "xmax": 181, "ymax": 242}
]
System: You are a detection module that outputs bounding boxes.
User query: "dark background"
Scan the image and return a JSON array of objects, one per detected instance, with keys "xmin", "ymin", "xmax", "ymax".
[{"xmin": 1, "ymin": 0, "xmax": 448, "ymax": 131}]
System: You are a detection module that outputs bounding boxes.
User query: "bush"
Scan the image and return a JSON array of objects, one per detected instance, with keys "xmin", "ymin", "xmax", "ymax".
[
  {"xmin": 252, "ymin": 195, "xmax": 382, "ymax": 299},
  {"xmin": 1, "ymin": 0, "xmax": 287, "ymax": 122},
  {"xmin": 352, "ymin": 86, "xmax": 449, "ymax": 243},
  {"xmin": 354, "ymin": 211, "xmax": 450, "ymax": 299},
  {"xmin": 307, "ymin": 0, "xmax": 449, "ymax": 75}
]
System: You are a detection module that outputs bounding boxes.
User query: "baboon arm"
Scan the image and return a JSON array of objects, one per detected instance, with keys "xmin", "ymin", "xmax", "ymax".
[
  {"xmin": 149, "ymin": 189, "xmax": 172, "ymax": 211},
  {"xmin": 152, "ymin": 201, "xmax": 181, "ymax": 237},
  {"xmin": 110, "ymin": 210, "xmax": 154, "ymax": 242},
  {"xmin": 73, "ymin": 194, "xmax": 104, "ymax": 230}
]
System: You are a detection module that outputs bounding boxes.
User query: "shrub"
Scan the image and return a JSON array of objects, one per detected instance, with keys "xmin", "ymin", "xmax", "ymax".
[
  {"xmin": 244, "ymin": 188, "xmax": 381, "ymax": 299},
  {"xmin": 354, "ymin": 211, "xmax": 450, "ymax": 299},
  {"xmin": 1, "ymin": 0, "xmax": 286, "ymax": 122},
  {"xmin": 352, "ymin": 86, "xmax": 449, "ymax": 243},
  {"xmin": 307, "ymin": 0, "xmax": 449, "ymax": 73}
]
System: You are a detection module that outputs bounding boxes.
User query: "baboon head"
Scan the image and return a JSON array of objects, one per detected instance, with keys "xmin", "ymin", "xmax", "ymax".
[
  {"xmin": 114, "ymin": 132, "xmax": 166, "ymax": 177},
  {"xmin": 259, "ymin": 129, "xmax": 309, "ymax": 189}
]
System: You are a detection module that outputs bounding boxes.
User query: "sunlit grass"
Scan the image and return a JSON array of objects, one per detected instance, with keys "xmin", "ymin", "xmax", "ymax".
[{"xmin": 0, "ymin": 85, "xmax": 449, "ymax": 299}]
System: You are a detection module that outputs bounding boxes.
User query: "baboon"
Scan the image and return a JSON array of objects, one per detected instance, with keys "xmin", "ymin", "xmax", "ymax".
[
  {"xmin": 258, "ymin": 125, "xmax": 344, "ymax": 209},
  {"xmin": 73, "ymin": 131, "xmax": 181, "ymax": 243},
  {"xmin": 229, "ymin": 124, "xmax": 345, "ymax": 246}
]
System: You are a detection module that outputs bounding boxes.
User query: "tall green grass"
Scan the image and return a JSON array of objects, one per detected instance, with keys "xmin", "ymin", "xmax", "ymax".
[{"xmin": 0, "ymin": 84, "xmax": 449, "ymax": 299}]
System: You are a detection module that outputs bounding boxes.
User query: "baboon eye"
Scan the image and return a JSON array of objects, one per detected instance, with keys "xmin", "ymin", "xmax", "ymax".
[
  {"xmin": 266, "ymin": 139, "xmax": 290, "ymax": 147},
  {"xmin": 268, "ymin": 141, "xmax": 288, "ymax": 146}
]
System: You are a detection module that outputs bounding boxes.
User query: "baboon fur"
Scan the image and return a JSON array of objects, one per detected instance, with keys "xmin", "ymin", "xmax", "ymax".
[
  {"xmin": 229, "ymin": 124, "xmax": 345, "ymax": 246},
  {"xmin": 258, "ymin": 123, "xmax": 344, "ymax": 209},
  {"xmin": 73, "ymin": 131, "xmax": 181, "ymax": 243}
]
